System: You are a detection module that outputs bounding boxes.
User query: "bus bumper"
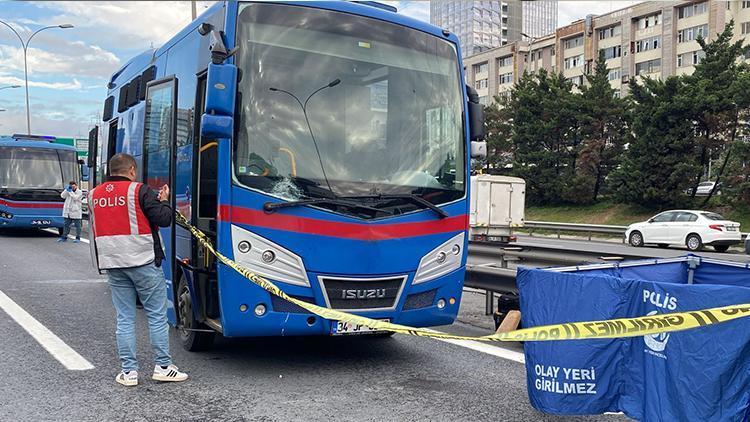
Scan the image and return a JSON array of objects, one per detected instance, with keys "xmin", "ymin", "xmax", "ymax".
[
  {"xmin": 216, "ymin": 267, "xmax": 465, "ymax": 337},
  {"xmin": 0, "ymin": 212, "xmax": 65, "ymax": 229}
]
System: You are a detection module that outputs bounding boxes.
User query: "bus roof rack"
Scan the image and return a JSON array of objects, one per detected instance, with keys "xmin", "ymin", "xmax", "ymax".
[
  {"xmin": 352, "ymin": 1, "xmax": 397, "ymax": 13},
  {"xmin": 12, "ymin": 133, "xmax": 56, "ymax": 142}
]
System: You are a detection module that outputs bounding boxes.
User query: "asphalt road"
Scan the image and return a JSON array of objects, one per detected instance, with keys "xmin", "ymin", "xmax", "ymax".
[{"xmin": 0, "ymin": 226, "xmax": 627, "ymax": 422}]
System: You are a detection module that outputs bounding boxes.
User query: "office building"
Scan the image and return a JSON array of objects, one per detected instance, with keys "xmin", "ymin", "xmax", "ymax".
[
  {"xmin": 431, "ymin": 1, "xmax": 523, "ymax": 57},
  {"xmin": 523, "ymin": 0, "xmax": 558, "ymax": 38}
]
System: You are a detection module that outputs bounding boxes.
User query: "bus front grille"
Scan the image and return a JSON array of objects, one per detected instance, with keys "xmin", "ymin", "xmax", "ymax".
[{"xmin": 319, "ymin": 276, "xmax": 407, "ymax": 311}]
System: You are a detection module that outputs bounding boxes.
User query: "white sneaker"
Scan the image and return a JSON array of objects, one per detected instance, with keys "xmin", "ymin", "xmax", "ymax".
[
  {"xmin": 116, "ymin": 370, "xmax": 138, "ymax": 387},
  {"xmin": 152, "ymin": 364, "xmax": 188, "ymax": 382}
]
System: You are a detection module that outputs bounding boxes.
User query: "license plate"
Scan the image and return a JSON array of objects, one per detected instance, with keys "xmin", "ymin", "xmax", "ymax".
[
  {"xmin": 332, "ymin": 320, "xmax": 389, "ymax": 335},
  {"xmin": 727, "ymin": 226, "xmax": 737, "ymax": 231},
  {"xmin": 31, "ymin": 220, "xmax": 51, "ymax": 225}
]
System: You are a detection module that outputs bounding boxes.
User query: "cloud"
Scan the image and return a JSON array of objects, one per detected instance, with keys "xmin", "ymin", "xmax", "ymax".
[
  {"xmin": 0, "ymin": 43, "xmax": 120, "ymax": 78},
  {"xmin": 558, "ymin": 1, "xmax": 642, "ymax": 27},
  {"xmin": 0, "ymin": 104, "xmax": 92, "ymax": 137},
  {"xmin": 0, "ymin": 75, "xmax": 82, "ymax": 90},
  {"xmin": 34, "ymin": 1, "xmax": 217, "ymax": 47},
  {"xmin": 393, "ymin": 1, "xmax": 430, "ymax": 23}
]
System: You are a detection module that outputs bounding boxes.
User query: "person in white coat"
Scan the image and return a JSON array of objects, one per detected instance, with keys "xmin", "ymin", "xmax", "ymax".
[{"xmin": 59, "ymin": 181, "xmax": 84, "ymax": 243}]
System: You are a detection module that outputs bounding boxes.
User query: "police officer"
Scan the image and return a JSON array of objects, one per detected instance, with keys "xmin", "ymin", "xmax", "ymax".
[{"xmin": 89, "ymin": 153, "xmax": 188, "ymax": 387}]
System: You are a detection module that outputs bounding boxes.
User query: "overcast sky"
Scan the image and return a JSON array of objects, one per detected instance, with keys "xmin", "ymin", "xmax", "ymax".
[{"xmin": 0, "ymin": 1, "xmax": 643, "ymax": 137}]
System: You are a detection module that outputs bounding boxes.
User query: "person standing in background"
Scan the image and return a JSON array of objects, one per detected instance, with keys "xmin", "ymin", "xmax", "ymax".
[{"xmin": 59, "ymin": 181, "xmax": 83, "ymax": 243}]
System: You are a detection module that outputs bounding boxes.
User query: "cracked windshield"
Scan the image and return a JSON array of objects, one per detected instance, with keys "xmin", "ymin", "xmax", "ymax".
[{"xmin": 234, "ymin": 3, "xmax": 465, "ymax": 213}]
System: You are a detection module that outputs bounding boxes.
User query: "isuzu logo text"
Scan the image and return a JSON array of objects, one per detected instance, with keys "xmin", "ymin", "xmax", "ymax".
[{"xmin": 341, "ymin": 288, "xmax": 386, "ymax": 299}]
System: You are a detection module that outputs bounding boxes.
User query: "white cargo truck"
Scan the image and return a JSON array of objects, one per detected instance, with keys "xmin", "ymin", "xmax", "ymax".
[{"xmin": 469, "ymin": 175, "xmax": 526, "ymax": 242}]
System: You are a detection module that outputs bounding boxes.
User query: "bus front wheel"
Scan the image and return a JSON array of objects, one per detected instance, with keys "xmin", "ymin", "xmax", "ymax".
[{"xmin": 176, "ymin": 277, "xmax": 215, "ymax": 351}]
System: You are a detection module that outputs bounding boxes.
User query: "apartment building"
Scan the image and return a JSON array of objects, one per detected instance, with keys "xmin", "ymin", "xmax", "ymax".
[{"xmin": 464, "ymin": 0, "xmax": 748, "ymax": 104}]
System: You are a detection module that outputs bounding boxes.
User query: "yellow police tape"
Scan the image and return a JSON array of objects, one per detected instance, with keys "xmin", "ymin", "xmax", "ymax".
[{"xmin": 176, "ymin": 213, "xmax": 750, "ymax": 342}]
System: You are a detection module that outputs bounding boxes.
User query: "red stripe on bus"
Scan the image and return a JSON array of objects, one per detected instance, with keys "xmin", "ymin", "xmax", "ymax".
[
  {"xmin": 218, "ymin": 205, "xmax": 468, "ymax": 240},
  {"xmin": 0, "ymin": 198, "xmax": 63, "ymax": 209}
]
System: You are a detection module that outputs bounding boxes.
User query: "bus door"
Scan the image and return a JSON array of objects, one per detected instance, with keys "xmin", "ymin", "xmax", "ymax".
[
  {"xmin": 143, "ymin": 76, "xmax": 177, "ymax": 291},
  {"xmin": 193, "ymin": 74, "xmax": 221, "ymax": 321}
]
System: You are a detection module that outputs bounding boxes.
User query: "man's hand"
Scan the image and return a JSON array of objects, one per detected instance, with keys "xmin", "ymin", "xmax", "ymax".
[{"xmin": 158, "ymin": 185, "xmax": 170, "ymax": 202}]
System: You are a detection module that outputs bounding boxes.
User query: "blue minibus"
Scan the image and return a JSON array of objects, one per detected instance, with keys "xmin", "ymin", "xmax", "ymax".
[{"xmin": 92, "ymin": 1, "xmax": 486, "ymax": 350}]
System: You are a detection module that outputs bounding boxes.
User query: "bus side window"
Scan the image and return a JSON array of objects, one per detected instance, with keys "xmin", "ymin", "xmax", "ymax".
[
  {"xmin": 143, "ymin": 78, "xmax": 176, "ymax": 190},
  {"xmin": 106, "ymin": 119, "xmax": 118, "ymax": 176}
]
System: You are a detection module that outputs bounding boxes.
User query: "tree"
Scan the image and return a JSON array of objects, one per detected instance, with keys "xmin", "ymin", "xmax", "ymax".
[
  {"xmin": 611, "ymin": 76, "xmax": 700, "ymax": 207},
  {"xmin": 509, "ymin": 69, "xmax": 578, "ymax": 204},
  {"xmin": 483, "ymin": 96, "xmax": 514, "ymax": 171},
  {"xmin": 566, "ymin": 51, "xmax": 630, "ymax": 204},
  {"xmin": 682, "ymin": 21, "xmax": 750, "ymax": 205}
]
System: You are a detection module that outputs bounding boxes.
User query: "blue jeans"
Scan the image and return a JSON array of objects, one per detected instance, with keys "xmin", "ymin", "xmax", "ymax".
[
  {"xmin": 62, "ymin": 217, "xmax": 81, "ymax": 240},
  {"xmin": 107, "ymin": 262, "xmax": 172, "ymax": 372}
]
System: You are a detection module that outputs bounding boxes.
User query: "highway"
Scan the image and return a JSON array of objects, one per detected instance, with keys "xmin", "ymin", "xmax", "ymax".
[{"xmin": 0, "ymin": 225, "xmax": 632, "ymax": 421}]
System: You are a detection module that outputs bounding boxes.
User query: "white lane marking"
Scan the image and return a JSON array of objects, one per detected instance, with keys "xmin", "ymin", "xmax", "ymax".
[
  {"xmin": 43, "ymin": 228, "xmax": 89, "ymax": 243},
  {"xmin": 0, "ymin": 290, "xmax": 94, "ymax": 371},
  {"xmin": 428, "ymin": 329, "xmax": 525, "ymax": 363}
]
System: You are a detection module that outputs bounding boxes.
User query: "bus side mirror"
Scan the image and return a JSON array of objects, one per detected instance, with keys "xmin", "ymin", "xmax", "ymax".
[
  {"xmin": 466, "ymin": 85, "xmax": 487, "ymax": 159},
  {"xmin": 87, "ymin": 126, "xmax": 98, "ymax": 168},
  {"xmin": 201, "ymin": 62, "xmax": 237, "ymax": 139}
]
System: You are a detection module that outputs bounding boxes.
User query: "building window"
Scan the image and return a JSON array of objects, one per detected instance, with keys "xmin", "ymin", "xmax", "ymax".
[
  {"xmin": 678, "ymin": 24, "xmax": 708, "ymax": 42},
  {"xmin": 743, "ymin": 22, "xmax": 750, "ymax": 35},
  {"xmin": 498, "ymin": 91, "xmax": 512, "ymax": 101},
  {"xmin": 567, "ymin": 75, "xmax": 584, "ymax": 86},
  {"xmin": 600, "ymin": 45, "xmax": 622, "ymax": 60},
  {"xmin": 678, "ymin": 50, "xmax": 706, "ymax": 67},
  {"xmin": 635, "ymin": 36, "xmax": 660, "ymax": 53},
  {"xmin": 598, "ymin": 25, "xmax": 622, "ymax": 40},
  {"xmin": 551, "ymin": 47, "xmax": 555, "ymax": 56},
  {"xmin": 498, "ymin": 72, "xmax": 513, "ymax": 84},
  {"xmin": 636, "ymin": 13, "xmax": 661, "ymax": 30},
  {"xmin": 608, "ymin": 68, "xmax": 621, "ymax": 81},
  {"xmin": 479, "ymin": 95, "xmax": 488, "ymax": 105},
  {"xmin": 678, "ymin": 1, "xmax": 707, "ymax": 19},
  {"xmin": 564, "ymin": 35, "xmax": 584, "ymax": 50},
  {"xmin": 564, "ymin": 54, "xmax": 584, "ymax": 69},
  {"xmin": 475, "ymin": 79, "xmax": 489, "ymax": 89},
  {"xmin": 475, "ymin": 62, "xmax": 489, "ymax": 75},
  {"xmin": 613, "ymin": 90, "xmax": 621, "ymax": 98},
  {"xmin": 498, "ymin": 56, "xmax": 513, "ymax": 67},
  {"xmin": 635, "ymin": 58, "xmax": 661, "ymax": 75}
]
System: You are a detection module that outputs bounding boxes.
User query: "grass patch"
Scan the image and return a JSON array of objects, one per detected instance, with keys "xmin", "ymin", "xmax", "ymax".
[{"xmin": 527, "ymin": 201, "xmax": 750, "ymax": 229}]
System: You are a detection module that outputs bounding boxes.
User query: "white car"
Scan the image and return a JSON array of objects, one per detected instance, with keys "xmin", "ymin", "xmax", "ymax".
[{"xmin": 626, "ymin": 210, "xmax": 741, "ymax": 252}]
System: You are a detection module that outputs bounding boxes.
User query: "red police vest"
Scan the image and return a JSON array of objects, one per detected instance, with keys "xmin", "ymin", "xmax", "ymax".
[{"xmin": 89, "ymin": 181, "xmax": 154, "ymax": 269}]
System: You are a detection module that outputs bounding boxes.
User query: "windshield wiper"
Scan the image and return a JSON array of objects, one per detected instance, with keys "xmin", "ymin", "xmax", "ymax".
[
  {"xmin": 263, "ymin": 198, "xmax": 387, "ymax": 215},
  {"xmin": 343, "ymin": 194, "xmax": 449, "ymax": 219}
]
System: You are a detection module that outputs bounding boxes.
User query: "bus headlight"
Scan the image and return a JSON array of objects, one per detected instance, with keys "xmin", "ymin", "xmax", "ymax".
[
  {"xmin": 231, "ymin": 225, "xmax": 309, "ymax": 287},
  {"xmin": 0, "ymin": 211, "xmax": 12, "ymax": 219},
  {"xmin": 413, "ymin": 232, "xmax": 465, "ymax": 284}
]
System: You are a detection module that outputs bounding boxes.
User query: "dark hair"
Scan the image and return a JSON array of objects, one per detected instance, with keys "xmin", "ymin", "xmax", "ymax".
[
  {"xmin": 69, "ymin": 181, "xmax": 77, "ymax": 185},
  {"xmin": 109, "ymin": 153, "xmax": 137, "ymax": 176}
]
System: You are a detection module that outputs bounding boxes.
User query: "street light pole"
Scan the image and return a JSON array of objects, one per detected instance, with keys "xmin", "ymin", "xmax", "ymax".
[
  {"xmin": 521, "ymin": 32, "xmax": 536, "ymax": 73},
  {"xmin": 0, "ymin": 21, "xmax": 74, "ymax": 134}
]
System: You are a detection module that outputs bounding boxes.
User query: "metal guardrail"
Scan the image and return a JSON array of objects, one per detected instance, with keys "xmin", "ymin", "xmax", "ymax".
[
  {"xmin": 524, "ymin": 221, "xmax": 627, "ymax": 242},
  {"xmin": 464, "ymin": 241, "xmax": 646, "ymax": 314},
  {"xmin": 524, "ymin": 220, "xmax": 749, "ymax": 242}
]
